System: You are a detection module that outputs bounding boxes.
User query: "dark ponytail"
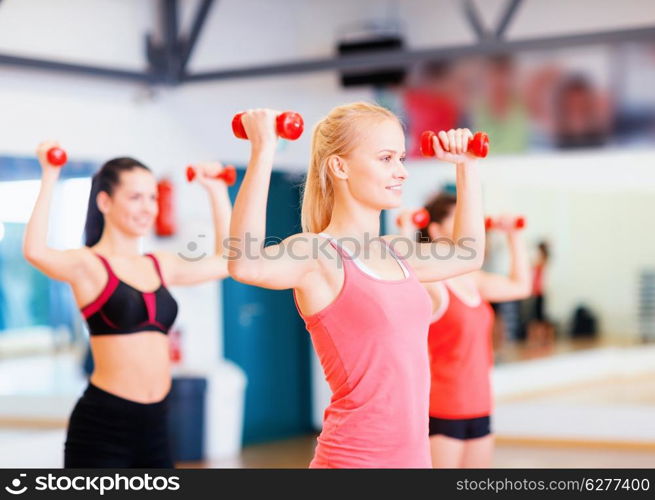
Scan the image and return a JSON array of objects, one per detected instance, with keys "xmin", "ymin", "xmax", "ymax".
[
  {"xmin": 84, "ymin": 157, "xmax": 150, "ymax": 247},
  {"xmin": 418, "ymin": 191, "xmax": 457, "ymax": 242}
]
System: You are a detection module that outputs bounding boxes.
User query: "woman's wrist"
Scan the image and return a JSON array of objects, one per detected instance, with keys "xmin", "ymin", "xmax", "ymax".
[
  {"xmin": 41, "ymin": 169, "xmax": 60, "ymax": 184},
  {"xmin": 204, "ymin": 181, "xmax": 230, "ymax": 196},
  {"xmin": 250, "ymin": 142, "xmax": 277, "ymax": 160},
  {"xmin": 456, "ymin": 157, "xmax": 479, "ymax": 169}
]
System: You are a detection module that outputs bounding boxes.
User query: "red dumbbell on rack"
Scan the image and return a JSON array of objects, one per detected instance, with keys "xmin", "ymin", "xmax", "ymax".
[
  {"xmin": 186, "ymin": 165, "xmax": 237, "ymax": 186},
  {"xmin": 484, "ymin": 216, "xmax": 526, "ymax": 231},
  {"xmin": 420, "ymin": 131, "xmax": 489, "ymax": 158},
  {"xmin": 232, "ymin": 111, "xmax": 304, "ymax": 141},
  {"xmin": 396, "ymin": 208, "xmax": 430, "ymax": 229},
  {"xmin": 46, "ymin": 147, "xmax": 68, "ymax": 167}
]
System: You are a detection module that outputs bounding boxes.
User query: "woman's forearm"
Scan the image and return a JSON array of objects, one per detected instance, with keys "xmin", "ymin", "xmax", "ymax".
[
  {"xmin": 507, "ymin": 231, "xmax": 531, "ymax": 293},
  {"xmin": 451, "ymin": 161, "xmax": 485, "ymax": 265},
  {"xmin": 23, "ymin": 172, "xmax": 58, "ymax": 259},
  {"xmin": 206, "ymin": 186, "xmax": 232, "ymax": 257},
  {"xmin": 229, "ymin": 148, "xmax": 276, "ymax": 270}
]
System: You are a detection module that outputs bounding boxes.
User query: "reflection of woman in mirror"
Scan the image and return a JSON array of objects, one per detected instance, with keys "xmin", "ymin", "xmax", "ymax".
[
  {"xmin": 527, "ymin": 240, "xmax": 555, "ymax": 347},
  {"xmin": 398, "ymin": 192, "xmax": 531, "ymax": 468}
]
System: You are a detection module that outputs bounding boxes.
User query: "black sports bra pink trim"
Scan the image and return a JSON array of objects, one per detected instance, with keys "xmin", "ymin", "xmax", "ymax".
[{"xmin": 81, "ymin": 253, "xmax": 178, "ymax": 336}]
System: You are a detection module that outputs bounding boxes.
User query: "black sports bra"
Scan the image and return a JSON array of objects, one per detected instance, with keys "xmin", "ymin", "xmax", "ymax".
[{"xmin": 81, "ymin": 253, "xmax": 178, "ymax": 336}]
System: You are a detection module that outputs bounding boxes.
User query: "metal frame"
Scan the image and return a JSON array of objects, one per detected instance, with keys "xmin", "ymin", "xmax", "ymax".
[
  {"xmin": 495, "ymin": 0, "xmax": 523, "ymax": 38},
  {"xmin": 462, "ymin": 0, "xmax": 489, "ymax": 40},
  {"xmin": 179, "ymin": 0, "xmax": 215, "ymax": 75},
  {"xmin": 185, "ymin": 25, "xmax": 655, "ymax": 83},
  {"xmin": 0, "ymin": 0, "xmax": 652, "ymax": 86},
  {"xmin": 461, "ymin": 0, "xmax": 523, "ymax": 41},
  {"xmin": 0, "ymin": 0, "xmax": 216, "ymax": 85},
  {"xmin": 0, "ymin": 53, "xmax": 152, "ymax": 83},
  {"xmin": 145, "ymin": 0, "xmax": 216, "ymax": 84}
]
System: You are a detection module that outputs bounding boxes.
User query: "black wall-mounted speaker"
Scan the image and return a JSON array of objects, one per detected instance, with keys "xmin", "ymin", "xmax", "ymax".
[{"xmin": 337, "ymin": 35, "xmax": 406, "ymax": 87}]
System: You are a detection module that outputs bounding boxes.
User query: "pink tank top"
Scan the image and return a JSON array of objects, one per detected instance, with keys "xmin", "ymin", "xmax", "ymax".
[{"xmin": 294, "ymin": 236, "xmax": 433, "ymax": 468}]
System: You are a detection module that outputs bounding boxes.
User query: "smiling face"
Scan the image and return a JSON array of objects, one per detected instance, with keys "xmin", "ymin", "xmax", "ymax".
[
  {"xmin": 97, "ymin": 168, "xmax": 158, "ymax": 238},
  {"xmin": 336, "ymin": 117, "xmax": 408, "ymax": 210}
]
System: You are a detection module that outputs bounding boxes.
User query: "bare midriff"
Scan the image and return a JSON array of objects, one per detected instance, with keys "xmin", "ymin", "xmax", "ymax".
[{"xmin": 89, "ymin": 332, "xmax": 171, "ymax": 403}]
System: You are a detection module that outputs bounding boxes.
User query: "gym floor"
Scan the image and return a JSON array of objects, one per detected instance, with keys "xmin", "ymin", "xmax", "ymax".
[{"xmin": 183, "ymin": 436, "xmax": 655, "ymax": 469}]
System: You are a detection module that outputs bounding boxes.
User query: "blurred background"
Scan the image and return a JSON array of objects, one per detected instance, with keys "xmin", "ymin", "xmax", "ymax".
[{"xmin": 0, "ymin": 0, "xmax": 654, "ymax": 468}]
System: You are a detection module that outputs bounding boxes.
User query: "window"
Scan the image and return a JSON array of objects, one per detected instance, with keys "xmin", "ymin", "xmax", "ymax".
[{"xmin": 0, "ymin": 177, "xmax": 91, "ymax": 355}]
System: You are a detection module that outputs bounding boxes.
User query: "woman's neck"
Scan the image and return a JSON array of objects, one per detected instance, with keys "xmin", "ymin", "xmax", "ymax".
[
  {"xmin": 93, "ymin": 227, "xmax": 141, "ymax": 256},
  {"xmin": 324, "ymin": 197, "xmax": 381, "ymax": 241}
]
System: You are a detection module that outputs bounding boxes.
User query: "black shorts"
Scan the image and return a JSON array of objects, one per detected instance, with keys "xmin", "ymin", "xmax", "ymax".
[
  {"xmin": 533, "ymin": 295, "xmax": 545, "ymax": 322},
  {"xmin": 64, "ymin": 382, "xmax": 173, "ymax": 468},
  {"xmin": 429, "ymin": 416, "xmax": 491, "ymax": 440}
]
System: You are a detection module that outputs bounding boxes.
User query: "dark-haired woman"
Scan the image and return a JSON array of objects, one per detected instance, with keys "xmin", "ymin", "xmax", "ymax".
[
  {"xmin": 399, "ymin": 192, "xmax": 531, "ymax": 468},
  {"xmin": 23, "ymin": 141, "xmax": 231, "ymax": 468},
  {"xmin": 527, "ymin": 240, "xmax": 554, "ymax": 347}
]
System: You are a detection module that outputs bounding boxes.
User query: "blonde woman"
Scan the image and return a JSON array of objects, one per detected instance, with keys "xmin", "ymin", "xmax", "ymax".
[{"xmin": 228, "ymin": 104, "xmax": 486, "ymax": 468}]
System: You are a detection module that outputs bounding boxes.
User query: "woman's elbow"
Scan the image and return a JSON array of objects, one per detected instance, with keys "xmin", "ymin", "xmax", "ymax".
[
  {"xmin": 465, "ymin": 257, "xmax": 484, "ymax": 275},
  {"xmin": 507, "ymin": 280, "xmax": 532, "ymax": 300},
  {"xmin": 463, "ymin": 247, "xmax": 485, "ymax": 273},
  {"xmin": 461, "ymin": 238, "xmax": 485, "ymax": 269},
  {"xmin": 22, "ymin": 245, "xmax": 41, "ymax": 266},
  {"xmin": 519, "ymin": 282, "xmax": 533, "ymax": 299},
  {"xmin": 227, "ymin": 260, "xmax": 258, "ymax": 284}
]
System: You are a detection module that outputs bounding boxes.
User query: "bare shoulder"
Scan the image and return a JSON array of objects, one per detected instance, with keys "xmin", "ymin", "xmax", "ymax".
[
  {"xmin": 294, "ymin": 233, "xmax": 343, "ymax": 304},
  {"xmin": 277, "ymin": 232, "xmax": 336, "ymax": 259},
  {"xmin": 70, "ymin": 246, "xmax": 102, "ymax": 271},
  {"xmin": 147, "ymin": 250, "xmax": 174, "ymax": 264},
  {"xmin": 66, "ymin": 247, "xmax": 107, "ymax": 290}
]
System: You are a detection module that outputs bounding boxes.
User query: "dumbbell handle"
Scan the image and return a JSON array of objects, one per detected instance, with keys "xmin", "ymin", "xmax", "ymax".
[
  {"xmin": 46, "ymin": 147, "xmax": 68, "ymax": 167},
  {"xmin": 232, "ymin": 111, "xmax": 304, "ymax": 141},
  {"xmin": 485, "ymin": 216, "xmax": 526, "ymax": 231},
  {"xmin": 420, "ymin": 131, "xmax": 489, "ymax": 158},
  {"xmin": 186, "ymin": 165, "xmax": 237, "ymax": 186}
]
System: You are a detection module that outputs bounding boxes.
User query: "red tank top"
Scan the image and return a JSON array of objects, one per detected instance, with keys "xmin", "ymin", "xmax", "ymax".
[
  {"xmin": 428, "ymin": 282, "xmax": 495, "ymax": 419},
  {"xmin": 294, "ymin": 236, "xmax": 433, "ymax": 468},
  {"xmin": 532, "ymin": 263, "xmax": 544, "ymax": 295}
]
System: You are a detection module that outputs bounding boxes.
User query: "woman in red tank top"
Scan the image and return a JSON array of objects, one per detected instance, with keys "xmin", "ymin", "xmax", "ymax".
[
  {"xmin": 399, "ymin": 192, "xmax": 531, "ymax": 468},
  {"xmin": 24, "ymin": 145, "xmax": 232, "ymax": 467},
  {"xmin": 527, "ymin": 241, "xmax": 554, "ymax": 347},
  {"xmin": 229, "ymin": 104, "xmax": 487, "ymax": 468}
]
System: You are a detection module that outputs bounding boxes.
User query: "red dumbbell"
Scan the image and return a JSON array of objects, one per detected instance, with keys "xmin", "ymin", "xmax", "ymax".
[
  {"xmin": 485, "ymin": 216, "xmax": 526, "ymax": 231},
  {"xmin": 420, "ymin": 131, "xmax": 489, "ymax": 158},
  {"xmin": 396, "ymin": 208, "xmax": 430, "ymax": 229},
  {"xmin": 46, "ymin": 147, "xmax": 68, "ymax": 167},
  {"xmin": 186, "ymin": 165, "xmax": 237, "ymax": 186},
  {"xmin": 232, "ymin": 111, "xmax": 304, "ymax": 141}
]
